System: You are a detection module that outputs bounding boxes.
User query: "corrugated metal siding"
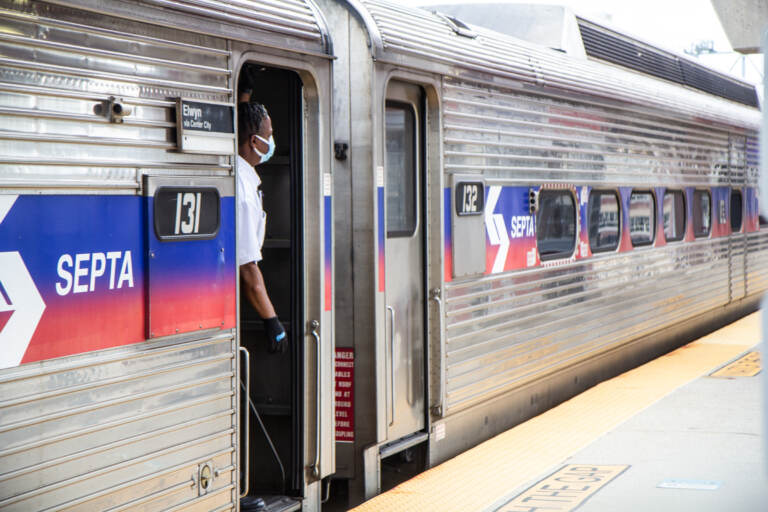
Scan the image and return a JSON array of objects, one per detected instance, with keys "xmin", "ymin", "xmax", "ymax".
[
  {"xmin": 444, "ymin": 244, "xmax": 731, "ymax": 414},
  {"xmin": 743, "ymin": 136, "xmax": 765, "ymax": 299},
  {"xmin": 0, "ymin": 334, "xmax": 237, "ymax": 511},
  {"xmin": 443, "ymin": 78, "xmax": 732, "ymax": 185},
  {"xmin": 142, "ymin": 0, "xmax": 327, "ymax": 45},
  {"xmin": 731, "ymin": 233, "xmax": 747, "ymax": 302},
  {"xmin": 746, "ymin": 135, "xmax": 760, "ymax": 187},
  {"xmin": 729, "ymin": 135, "xmax": 748, "ymax": 186},
  {"xmin": 441, "ymin": 77, "xmax": 749, "ymax": 415},
  {"xmin": 0, "ymin": 3, "xmax": 238, "ymax": 510},
  {"xmin": 748, "ymin": 245, "xmax": 760, "ymax": 298},
  {"xmin": 0, "ymin": 0, "xmax": 231, "ymax": 192},
  {"xmin": 747, "ymin": 231, "xmax": 768, "ymax": 296},
  {"xmin": 359, "ymin": 0, "xmax": 760, "ymax": 131}
]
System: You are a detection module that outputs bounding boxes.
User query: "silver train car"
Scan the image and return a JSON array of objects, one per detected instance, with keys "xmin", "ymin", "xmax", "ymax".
[
  {"xmin": 0, "ymin": 1, "xmax": 763, "ymax": 511},
  {"xmin": 322, "ymin": 0, "xmax": 764, "ymax": 507},
  {"xmin": 0, "ymin": 1, "xmax": 334, "ymax": 510}
]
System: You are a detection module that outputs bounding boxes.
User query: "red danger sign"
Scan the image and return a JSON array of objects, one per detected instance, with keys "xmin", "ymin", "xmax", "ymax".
[{"xmin": 335, "ymin": 348, "xmax": 354, "ymax": 443}]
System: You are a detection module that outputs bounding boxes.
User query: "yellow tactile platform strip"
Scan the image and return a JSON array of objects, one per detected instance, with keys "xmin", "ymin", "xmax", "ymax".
[
  {"xmin": 711, "ymin": 351, "xmax": 761, "ymax": 378},
  {"xmin": 351, "ymin": 312, "xmax": 762, "ymax": 512}
]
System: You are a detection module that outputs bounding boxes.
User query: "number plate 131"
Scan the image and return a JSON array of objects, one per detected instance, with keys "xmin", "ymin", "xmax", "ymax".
[{"xmin": 154, "ymin": 187, "xmax": 221, "ymax": 240}]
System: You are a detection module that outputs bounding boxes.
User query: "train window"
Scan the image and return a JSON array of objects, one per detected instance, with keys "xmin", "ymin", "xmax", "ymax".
[
  {"xmin": 629, "ymin": 191, "xmax": 655, "ymax": 246},
  {"xmin": 537, "ymin": 190, "xmax": 576, "ymax": 260},
  {"xmin": 588, "ymin": 190, "xmax": 619, "ymax": 252},
  {"xmin": 693, "ymin": 190, "xmax": 711, "ymax": 238},
  {"xmin": 662, "ymin": 190, "xmax": 685, "ymax": 242},
  {"xmin": 730, "ymin": 189, "xmax": 743, "ymax": 232},
  {"xmin": 385, "ymin": 102, "xmax": 417, "ymax": 237}
]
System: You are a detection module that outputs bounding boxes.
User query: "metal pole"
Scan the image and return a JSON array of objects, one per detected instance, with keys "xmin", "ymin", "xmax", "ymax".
[{"xmin": 761, "ymin": 29, "xmax": 768, "ymax": 476}]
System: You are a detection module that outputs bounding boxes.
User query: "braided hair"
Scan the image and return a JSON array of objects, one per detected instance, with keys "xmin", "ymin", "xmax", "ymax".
[{"xmin": 238, "ymin": 102, "xmax": 269, "ymax": 145}]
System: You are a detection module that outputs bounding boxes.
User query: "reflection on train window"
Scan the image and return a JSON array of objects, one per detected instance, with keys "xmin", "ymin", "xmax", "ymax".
[
  {"xmin": 730, "ymin": 189, "xmax": 743, "ymax": 232},
  {"xmin": 588, "ymin": 190, "xmax": 619, "ymax": 253},
  {"xmin": 662, "ymin": 190, "xmax": 685, "ymax": 242},
  {"xmin": 385, "ymin": 102, "xmax": 417, "ymax": 237},
  {"xmin": 693, "ymin": 190, "xmax": 711, "ymax": 238},
  {"xmin": 629, "ymin": 191, "xmax": 655, "ymax": 246},
  {"xmin": 537, "ymin": 190, "xmax": 576, "ymax": 261}
]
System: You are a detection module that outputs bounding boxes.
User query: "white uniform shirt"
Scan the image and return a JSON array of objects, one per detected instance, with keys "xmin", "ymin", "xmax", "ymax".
[{"xmin": 237, "ymin": 154, "xmax": 266, "ymax": 265}]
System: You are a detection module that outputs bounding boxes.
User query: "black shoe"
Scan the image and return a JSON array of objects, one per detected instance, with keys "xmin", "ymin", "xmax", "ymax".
[{"xmin": 240, "ymin": 496, "xmax": 266, "ymax": 511}]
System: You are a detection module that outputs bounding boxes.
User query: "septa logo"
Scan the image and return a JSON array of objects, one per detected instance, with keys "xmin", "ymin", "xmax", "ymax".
[
  {"xmin": 485, "ymin": 186, "xmax": 509, "ymax": 274},
  {"xmin": 0, "ymin": 196, "xmax": 46, "ymax": 369},
  {"xmin": 0, "ymin": 283, "xmax": 11, "ymax": 332}
]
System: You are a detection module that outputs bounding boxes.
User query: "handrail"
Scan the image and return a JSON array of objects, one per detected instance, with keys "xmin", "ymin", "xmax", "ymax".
[
  {"xmin": 238, "ymin": 346, "xmax": 250, "ymax": 498},
  {"xmin": 429, "ymin": 288, "xmax": 445, "ymax": 417},
  {"xmin": 310, "ymin": 320, "xmax": 321, "ymax": 479},
  {"xmin": 387, "ymin": 305, "xmax": 396, "ymax": 426}
]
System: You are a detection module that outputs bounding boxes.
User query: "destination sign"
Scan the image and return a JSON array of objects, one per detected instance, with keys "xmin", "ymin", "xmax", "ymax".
[
  {"xmin": 176, "ymin": 99, "xmax": 235, "ymax": 154},
  {"xmin": 178, "ymin": 100, "xmax": 234, "ymax": 133}
]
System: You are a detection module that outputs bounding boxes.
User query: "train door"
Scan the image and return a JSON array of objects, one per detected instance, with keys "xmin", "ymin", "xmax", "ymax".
[
  {"xmin": 238, "ymin": 64, "xmax": 304, "ymax": 511},
  {"xmin": 730, "ymin": 186, "xmax": 748, "ymax": 302},
  {"xmin": 384, "ymin": 81, "xmax": 426, "ymax": 441},
  {"xmin": 729, "ymin": 135, "xmax": 748, "ymax": 303}
]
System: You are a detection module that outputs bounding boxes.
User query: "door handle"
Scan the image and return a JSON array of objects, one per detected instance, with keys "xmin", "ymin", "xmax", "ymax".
[
  {"xmin": 386, "ymin": 305, "xmax": 395, "ymax": 426},
  {"xmin": 310, "ymin": 320, "xmax": 321, "ymax": 479},
  {"xmin": 238, "ymin": 346, "xmax": 250, "ymax": 498},
  {"xmin": 429, "ymin": 287, "xmax": 442, "ymax": 309},
  {"xmin": 429, "ymin": 287, "xmax": 445, "ymax": 417}
]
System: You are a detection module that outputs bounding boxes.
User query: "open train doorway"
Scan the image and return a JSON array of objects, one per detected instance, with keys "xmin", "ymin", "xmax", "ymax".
[{"xmin": 238, "ymin": 64, "xmax": 304, "ymax": 512}]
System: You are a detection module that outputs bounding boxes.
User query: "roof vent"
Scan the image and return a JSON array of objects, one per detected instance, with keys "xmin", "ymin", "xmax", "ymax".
[
  {"xmin": 433, "ymin": 11, "xmax": 478, "ymax": 39},
  {"xmin": 429, "ymin": 4, "xmax": 586, "ymax": 56},
  {"xmin": 578, "ymin": 18, "xmax": 758, "ymax": 107}
]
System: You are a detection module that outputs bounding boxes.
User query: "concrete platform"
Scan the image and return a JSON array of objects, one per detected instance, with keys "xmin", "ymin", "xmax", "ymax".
[
  {"xmin": 351, "ymin": 312, "xmax": 765, "ymax": 512},
  {"xmin": 572, "ymin": 371, "xmax": 767, "ymax": 512}
]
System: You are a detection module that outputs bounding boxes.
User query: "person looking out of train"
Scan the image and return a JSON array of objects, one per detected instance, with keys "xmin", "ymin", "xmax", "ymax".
[{"xmin": 237, "ymin": 99, "xmax": 287, "ymax": 354}]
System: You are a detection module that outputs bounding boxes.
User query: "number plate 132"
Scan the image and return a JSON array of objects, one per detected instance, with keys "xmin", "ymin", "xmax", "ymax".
[{"xmin": 455, "ymin": 182, "xmax": 485, "ymax": 216}]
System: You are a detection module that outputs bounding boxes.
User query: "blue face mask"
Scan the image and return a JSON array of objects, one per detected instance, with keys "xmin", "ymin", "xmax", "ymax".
[{"xmin": 252, "ymin": 134, "xmax": 275, "ymax": 164}]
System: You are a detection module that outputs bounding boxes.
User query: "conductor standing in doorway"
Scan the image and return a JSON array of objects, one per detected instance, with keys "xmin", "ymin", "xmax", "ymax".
[{"xmin": 237, "ymin": 101, "xmax": 287, "ymax": 353}]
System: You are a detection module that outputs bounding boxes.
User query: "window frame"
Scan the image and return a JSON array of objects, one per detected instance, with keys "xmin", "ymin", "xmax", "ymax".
[
  {"xmin": 384, "ymin": 100, "xmax": 419, "ymax": 239},
  {"xmin": 692, "ymin": 189, "xmax": 712, "ymax": 239},
  {"xmin": 730, "ymin": 188, "xmax": 743, "ymax": 233},
  {"xmin": 662, "ymin": 189, "xmax": 686, "ymax": 243},
  {"xmin": 628, "ymin": 190, "xmax": 656, "ymax": 247},
  {"xmin": 536, "ymin": 188, "xmax": 578, "ymax": 262},
  {"xmin": 587, "ymin": 189, "xmax": 621, "ymax": 254}
]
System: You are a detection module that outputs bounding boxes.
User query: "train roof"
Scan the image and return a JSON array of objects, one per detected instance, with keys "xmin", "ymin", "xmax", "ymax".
[
  {"xmin": 346, "ymin": 0, "xmax": 760, "ymax": 131},
  {"xmin": 63, "ymin": 0, "xmax": 332, "ymax": 58},
  {"xmin": 430, "ymin": 3, "xmax": 758, "ymax": 109}
]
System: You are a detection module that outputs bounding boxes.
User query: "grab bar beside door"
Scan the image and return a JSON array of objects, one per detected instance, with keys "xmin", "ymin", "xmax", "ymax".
[
  {"xmin": 238, "ymin": 346, "xmax": 250, "ymax": 498},
  {"xmin": 310, "ymin": 320, "xmax": 321, "ymax": 479},
  {"xmin": 386, "ymin": 305, "xmax": 395, "ymax": 426}
]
